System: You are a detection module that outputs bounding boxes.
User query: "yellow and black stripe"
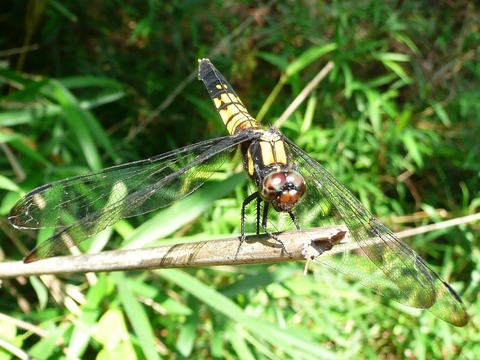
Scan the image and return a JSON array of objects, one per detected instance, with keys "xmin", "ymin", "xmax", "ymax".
[{"xmin": 198, "ymin": 59, "xmax": 262, "ymax": 135}]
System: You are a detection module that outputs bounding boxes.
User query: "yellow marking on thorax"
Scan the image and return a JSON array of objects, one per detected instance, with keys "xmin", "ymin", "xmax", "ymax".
[
  {"xmin": 247, "ymin": 150, "xmax": 255, "ymax": 176},
  {"xmin": 259, "ymin": 134, "xmax": 288, "ymax": 166},
  {"xmin": 259, "ymin": 141, "xmax": 275, "ymax": 166},
  {"xmin": 246, "ymin": 132, "xmax": 288, "ymax": 176},
  {"xmin": 273, "ymin": 137, "xmax": 288, "ymax": 164}
]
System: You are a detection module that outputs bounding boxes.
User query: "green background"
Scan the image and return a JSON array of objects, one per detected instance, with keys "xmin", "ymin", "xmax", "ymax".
[{"xmin": 0, "ymin": 1, "xmax": 478, "ymax": 359}]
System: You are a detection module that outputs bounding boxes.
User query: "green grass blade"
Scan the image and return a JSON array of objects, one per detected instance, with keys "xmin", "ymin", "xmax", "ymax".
[{"xmin": 112, "ymin": 272, "xmax": 160, "ymax": 360}]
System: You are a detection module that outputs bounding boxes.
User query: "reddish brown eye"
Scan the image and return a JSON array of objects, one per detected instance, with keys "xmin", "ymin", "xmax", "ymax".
[{"xmin": 260, "ymin": 170, "xmax": 306, "ymax": 212}]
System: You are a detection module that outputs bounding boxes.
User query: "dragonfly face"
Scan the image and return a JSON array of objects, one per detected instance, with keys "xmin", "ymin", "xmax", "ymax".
[
  {"xmin": 260, "ymin": 169, "xmax": 305, "ymax": 212},
  {"xmin": 8, "ymin": 58, "xmax": 468, "ymax": 327}
]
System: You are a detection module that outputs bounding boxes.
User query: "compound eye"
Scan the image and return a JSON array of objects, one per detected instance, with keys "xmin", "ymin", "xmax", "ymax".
[
  {"xmin": 260, "ymin": 170, "xmax": 306, "ymax": 212},
  {"xmin": 261, "ymin": 172, "xmax": 288, "ymax": 202},
  {"xmin": 285, "ymin": 171, "xmax": 306, "ymax": 196}
]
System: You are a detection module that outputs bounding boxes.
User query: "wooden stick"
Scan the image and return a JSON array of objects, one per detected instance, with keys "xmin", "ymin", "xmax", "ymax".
[{"xmin": 0, "ymin": 226, "xmax": 348, "ymax": 278}]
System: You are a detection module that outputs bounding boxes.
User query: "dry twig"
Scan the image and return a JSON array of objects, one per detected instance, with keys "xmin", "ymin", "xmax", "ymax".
[{"xmin": 0, "ymin": 226, "xmax": 348, "ymax": 278}]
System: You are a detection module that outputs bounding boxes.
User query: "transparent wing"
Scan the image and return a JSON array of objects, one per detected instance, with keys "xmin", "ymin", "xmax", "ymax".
[
  {"xmin": 275, "ymin": 136, "xmax": 467, "ymax": 326},
  {"xmin": 9, "ymin": 132, "xmax": 257, "ymax": 261}
]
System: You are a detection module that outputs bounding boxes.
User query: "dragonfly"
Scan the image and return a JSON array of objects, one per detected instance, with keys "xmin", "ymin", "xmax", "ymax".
[{"xmin": 9, "ymin": 59, "xmax": 468, "ymax": 326}]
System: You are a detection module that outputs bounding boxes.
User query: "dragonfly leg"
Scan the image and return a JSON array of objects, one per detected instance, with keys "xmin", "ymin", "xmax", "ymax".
[
  {"xmin": 241, "ymin": 192, "xmax": 260, "ymax": 242},
  {"xmin": 236, "ymin": 192, "xmax": 260, "ymax": 259},
  {"xmin": 261, "ymin": 202, "xmax": 291, "ymax": 255},
  {"xmin": 240, "ymin": 191, "xmax": 290, "ymax": 255},
  {"xmin": 256, "ymin": 197, "xmax": 261, "ymax": 235},
  {"xmin": 288, "ymin": 211, "xmax": 300, "ymax": 230}
]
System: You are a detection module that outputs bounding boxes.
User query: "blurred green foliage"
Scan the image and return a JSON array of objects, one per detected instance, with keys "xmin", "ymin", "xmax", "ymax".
[{"xmin": 1, "ymin": 1, "xmax": 479, "ymax": 359}]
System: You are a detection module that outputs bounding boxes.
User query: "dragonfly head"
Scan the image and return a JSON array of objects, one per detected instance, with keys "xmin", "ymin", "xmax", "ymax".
[{"xmin": 260, "ymin": 170, "xmax": 306, "ymax": 212}]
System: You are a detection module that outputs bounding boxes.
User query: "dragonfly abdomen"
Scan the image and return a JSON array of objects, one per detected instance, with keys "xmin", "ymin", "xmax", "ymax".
[{"xmin": 198, "ymin": 59, "xmax": 261, "ymax": 134}]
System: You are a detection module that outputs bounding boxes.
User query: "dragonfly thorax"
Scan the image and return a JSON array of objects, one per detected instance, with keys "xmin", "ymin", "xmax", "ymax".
[{"xmin": 260, "ymin": 170, "xmax": 306, "ymax": 212}]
